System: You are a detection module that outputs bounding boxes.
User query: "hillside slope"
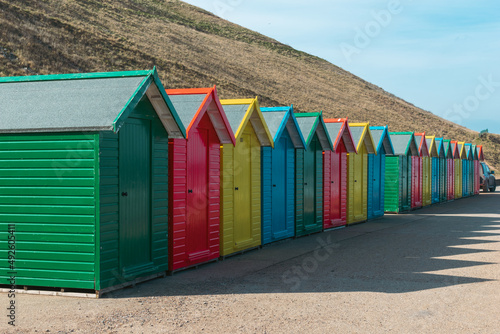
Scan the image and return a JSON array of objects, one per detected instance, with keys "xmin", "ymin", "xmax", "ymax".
[{"xmin": 1, "ymin": 0, "xmax": 498, "ymax": 170}]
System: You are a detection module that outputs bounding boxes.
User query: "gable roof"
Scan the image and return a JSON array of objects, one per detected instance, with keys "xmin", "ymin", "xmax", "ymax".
[
  {"xmin": 471, "ymin": 145, "xmax": 479, "ymax": 160},
  {"xmin": 370, "ymin": 126, "xmax": 394, "ymax": 155},
  {"xmin": 388, "ymin": 132, "xmax": 419, "ymax": 156},
  {"xmin": 294, "ymin": 112, "xmax": 333, "ymax": 151},
  {"xmin": 464, "ymin": 143, "xmax": 474, "ymax": 160},
  {"xmin": 434, "ymin": 138, "xmax": 446, "ymax": 158},
  {"xmin": 477, "ymin": 145, "xmax": 485, "ymax": 161},
  {"xmin": 348, "ymin": 123, "xmax": 376, "ymax": 154},
  {"xmin": 450, "ymin": 141, "xmax": 461, "ymax": 159},
  {"xmin": 443, "ymin": 139, "xmax": 454, "ymax": 159},
  {"xmin": 0, "ymin": 68, "xmax": 185, "ymax": 137},
  {"xmin": 165, "ymin": 86, "xmax": 235, "ymax": 145},
  {"xmin": 457, "ymin": 141, "xmax": 467, "ymax": 159},
  {"xmin": 323, "ymin": 118, "xmax": 357, "ymax": 153},
  {"xmin": 425, "ymin": 136, "xmax": 439, "ymax": 158},
  {"xmin": 260, "ymin": 106, "xmax": 305, "ymax": 149},
  {"xmin": 220, "ymin": 97, "xmax": 273, "ymax": 147},
  {"xmin": 414, "ymin": 132, "xmax": 430, "ymax": 157}
]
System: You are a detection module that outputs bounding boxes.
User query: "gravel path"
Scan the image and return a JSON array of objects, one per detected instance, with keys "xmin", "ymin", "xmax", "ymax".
[{"xmin": 3, "ymin": 193, "xmax": 500, "ymax": 333}]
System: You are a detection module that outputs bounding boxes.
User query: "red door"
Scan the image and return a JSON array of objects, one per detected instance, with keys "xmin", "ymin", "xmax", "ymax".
[
  {"xmin": 187, "ymin": 127, "xmax": 209, "ymax": 256},
  {"xmin": 447, "ymin": 159, "xmax": 454, "ymax": 200},
  {"xmin": 185, "ymin": 114, "xmax": 219, "ymax": 265},
  {"xmin": 324, "ymin": 142, "xmax": 347, "ymax": 229},
  {"xmin": 412, "ymin": 156, "xmax": 423, "ymax": 208}
]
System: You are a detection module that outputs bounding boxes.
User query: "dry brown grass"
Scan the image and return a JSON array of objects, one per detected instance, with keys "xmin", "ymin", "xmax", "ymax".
[{"xmin": 1, "ymin": 0, "xmax": 498, "ymax": 170}]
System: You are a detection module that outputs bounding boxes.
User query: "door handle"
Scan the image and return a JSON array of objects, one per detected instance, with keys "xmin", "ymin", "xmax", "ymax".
[
  {"xmin": 331, "ymin": 181, "xmax": 334, "ymax": 184},
  {"xmin": 235, "ymin": 187, "xmax": 239, "ymax": 190},
  {"xmin": 121, "ymin": 192, "xmax": 128, "ymax": 197},
  {"xmin": 272, "ymin": 184, "xmax": 276, "ymax": 187},
  {"xmin": 355, "ymin": 180, "xmax": 357, "ymax": 182},
  {"xmin": 304, "ymin": 183, "xmax": 308, "ymax": 186},
  {"xmin": 188, "ymin": 189, "xmax": 193, "ymax": 193}
]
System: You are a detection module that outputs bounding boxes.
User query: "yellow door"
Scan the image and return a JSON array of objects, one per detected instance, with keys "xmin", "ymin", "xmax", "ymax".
[
  {"xmin": 353, "ymin": 146, "xmax": 365, "ymax": 222},
  {"xmin": 454, "ymin": 159, "xmax": 461, "ymax": 198},
  {"xmin": 234, "ymin": 130, "xmax": 252, "ymax": 246}
]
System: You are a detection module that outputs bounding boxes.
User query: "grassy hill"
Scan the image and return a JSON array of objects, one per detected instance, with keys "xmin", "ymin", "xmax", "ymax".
[{"xmin": 1, "ymin": 0, "xmax": 498, "ymax": 170}]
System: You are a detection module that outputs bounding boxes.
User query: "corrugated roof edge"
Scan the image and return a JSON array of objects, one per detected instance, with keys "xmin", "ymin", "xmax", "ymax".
[
  {"xmin": 370, "ymin": 125, "xmax": 394, "ymax": 155},
  {"xmin": 324, "ymin": 117, "xmax": 357, "ymax": 153},
  {"xmin": 261, "ymin": 105, "xmax": 306, "ymax": 148},
  {"xmin": 294, "ymin": 111, "xmax": 333, "ymax": 151},
  {"xmin": 294, "ymin": 112, "xmax": 320, "ymax": 147},
  {"xmin": 165, "ymin": 86, "xmax": 235, "ymax": 145},
  {"xmin": 112, "ymin": 67, "xmax": 186, "ymax": 138},
  {"xmin": 349, "ymin": 122, "xmax": 377, "ymax": 155}
]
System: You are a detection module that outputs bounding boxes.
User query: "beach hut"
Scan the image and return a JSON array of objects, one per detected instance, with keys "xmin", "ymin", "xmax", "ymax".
[
  {"xmin": 346, "ymin": 123, "xmax": 376, "ymax": 224},
  {"xmin": 166, "ymin": 87, "xmax": 235, "ymax": 271},
  {"xmin": 323, "ymin": 118, "xmax": 357, "ymax": 229},
  {"xmin": 368, "ymin": 126, "xmax": 394, "ymax": 219},
  {"xmin": 472, "ymin": 145, "xmax": 480, "ymax": 195},
  {"xmin": 413, "ymin": 133, "xmax": 430, "ymax": 209},
  {"xmin": 443, "ymin": 139, "xmax": 456, "ymax": 201},
  {"xmin": 260, "ymin": 106, "xmax": 305, "ymax": 245},
  {"xmin": 385, "ymin": 132, "xmax": 419, "ymax": 213},
  {"xmin": 451, "ymin": 141, "xmax": 462, "ymax": 199},
  {"xmin": 425, "ymin": 136, "xmax": 439, "ymax": 204},
  {"xmin": 477, "ymin": 145, "xmax": 485, "ymax": 193},
  {"xmin": 464, "ymin": 143, "xmax": 475, "ymax": 197},
  {"xmin": 219, "ymin": 98, "xmax": 273, "ymax": 257},
  {"xmin": 434, "ymin": 138, "xmax": 447, "ymax": 202},
  {"xmin": 0, "ymin": 69, "xmax": 186, "ymax": 293},
  {"xmin": 457, "ymin": 141, "xmax": 467, "ymax": 198},
  {"xmin": 294, "ymin": 112, "xmax": 333, "ymax": 236}
]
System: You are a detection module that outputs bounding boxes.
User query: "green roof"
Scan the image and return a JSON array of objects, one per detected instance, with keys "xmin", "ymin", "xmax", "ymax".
[{"xmin": 0, "ymin": 69, "xmax": 185, "ymax": 138}]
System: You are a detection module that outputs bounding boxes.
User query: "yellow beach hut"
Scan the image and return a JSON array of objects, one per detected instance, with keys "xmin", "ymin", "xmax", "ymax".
[
  {"xmin": 219, "ymin": 98, "xmax": 273, "ymax": 257},
  {"xmin": 346, "ymin": 123, "xmax": 376, "ymax": 225}
]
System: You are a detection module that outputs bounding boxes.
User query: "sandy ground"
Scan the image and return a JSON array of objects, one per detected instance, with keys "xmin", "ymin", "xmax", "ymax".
[{"xmin": 2, "ymin": 192, "xmax": 500, "ymax": 333}]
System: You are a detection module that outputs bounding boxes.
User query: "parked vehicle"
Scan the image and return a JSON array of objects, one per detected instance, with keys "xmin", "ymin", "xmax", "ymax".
[{"xmin": 480, "ymin": 162, "xmax": 496, "ymax": 192}]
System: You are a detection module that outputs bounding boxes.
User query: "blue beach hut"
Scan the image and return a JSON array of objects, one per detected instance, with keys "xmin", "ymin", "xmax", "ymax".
[
  {"xmin": 367, "ymin": 126, "xmax": 394, "ymax": 220},
  {"xmin": 260, "ymin": 106, "xmax": 306, "ymax": 245}
]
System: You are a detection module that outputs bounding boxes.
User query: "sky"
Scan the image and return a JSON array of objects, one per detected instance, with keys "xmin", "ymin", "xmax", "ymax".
[{"xmin": 182, "ymin": 0, "xmax": 500, "ymax": 134}]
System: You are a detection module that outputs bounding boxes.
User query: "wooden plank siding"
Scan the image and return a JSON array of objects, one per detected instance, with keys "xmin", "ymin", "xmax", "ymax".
[{"xmin": 0, "ymin": 133, "xmax": 98, "ymax": 289}]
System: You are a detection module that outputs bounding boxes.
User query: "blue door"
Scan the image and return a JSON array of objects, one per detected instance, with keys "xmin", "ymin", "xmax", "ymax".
[
  {"xmin": 271, "ymin": 132, "xmax": 289, "ymax": 239},
  {"xmin": 432, "ymin": 157, "xmax": 439, "ymax": 203},
  {"xmin": 371, "ymin": 153, "xmax": 384, "ymax": 218}
]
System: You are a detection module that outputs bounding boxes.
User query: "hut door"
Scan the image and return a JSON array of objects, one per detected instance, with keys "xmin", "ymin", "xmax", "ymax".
[
  {"xmin": 272, "ymin": 133, "xmax": 288, "ymax": 238},
  {"xmin": 330, "ymin": 151, "xmax": 342, "ymax": 223},
  {"xmin": 303, "ymin": 137, "xmax": 318, "ymax": 229},
  {"xmin": 401, "ymin": 156, "xmax": 409, "ymax": 210},
  {"xmin": 372, "ymin": 153, "xmax": 382, "ymax": 216},
  {"xmin": 187, "ymin": 128, "xmax": 209, "ymax": 254},
  {"xmin": 353, "ymin": 147, "xmax": 364, "ymax": 220},
  {"xmin": 234, "ymin": 131, "xmax": 252, "ymax": 245},
  {"xmin": 119, "ymin": 118, "xmax": 152, "ymax": 276}
]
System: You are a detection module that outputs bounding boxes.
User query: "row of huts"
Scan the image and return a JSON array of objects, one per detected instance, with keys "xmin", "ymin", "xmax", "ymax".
[{"xmin": 0, "ymin": 69, "xmax": 486, "ymax": 295}]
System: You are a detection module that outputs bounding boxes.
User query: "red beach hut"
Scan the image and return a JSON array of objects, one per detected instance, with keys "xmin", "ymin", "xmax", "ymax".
[
  {"xmin": 443, "ymin": 139, "xmax": 455, "ymax": 201},
  {"xmin": 475, "ymin": 145, "xmax": 484, "ymax": 194},
  {"xmin": 323, "ymin": 118, "xmax": 357, "ymax": 229},
  {"xmin": 166, "ymin": 87, "xmax": 235, "ymax": 272}
]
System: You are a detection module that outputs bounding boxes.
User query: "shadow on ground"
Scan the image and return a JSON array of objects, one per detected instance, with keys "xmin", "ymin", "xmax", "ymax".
[{"xmin": 107, "ymin": 193, "xmax": 500, "ymax": 298}]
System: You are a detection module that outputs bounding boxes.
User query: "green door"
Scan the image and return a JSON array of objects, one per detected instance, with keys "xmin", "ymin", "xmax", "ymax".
[
  {"xmin": 119, "ymin": 117, "xmax": 152, "ymax": 277},
  {"xmin": 303, "ymin": 136, "xmax": 318, "ymax": 230}
]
